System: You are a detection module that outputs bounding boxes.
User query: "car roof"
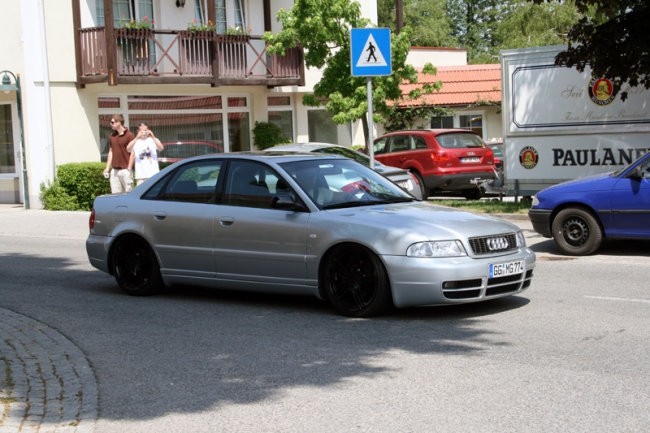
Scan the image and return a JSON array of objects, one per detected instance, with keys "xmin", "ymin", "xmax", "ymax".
[
  {"xmin": 378, "ymin": 129, "xmax": 479, "ymax": 137},
  {"xmin": 177, "ymin": 151, "xmax": 348, "ymax": 164},
  {"xmin": 266, "ymin": 142, "xmax": 345, "ymax": 152}
]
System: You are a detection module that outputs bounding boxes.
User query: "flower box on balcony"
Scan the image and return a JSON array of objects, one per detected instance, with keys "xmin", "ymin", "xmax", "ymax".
[
  {"xmin": 215, "ymin": 34, "xmax": 250, "ymax": 77},
  {"xmin": 179, "ymin": 30, "xmax": 215, "ymax": 75},
  {"xmin": 115, "ymin": 28, "xmax": 152, "ymax": 75}
]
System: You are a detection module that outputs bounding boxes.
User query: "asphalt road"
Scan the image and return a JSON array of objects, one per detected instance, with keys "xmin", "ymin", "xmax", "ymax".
[{"xmin": 0, "ymin": 206, "xmax": 648, "ymax": 433}]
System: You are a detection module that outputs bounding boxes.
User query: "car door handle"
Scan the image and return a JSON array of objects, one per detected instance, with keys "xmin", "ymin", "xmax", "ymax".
[
  {"xmin": 219, "ymin": 217, "xmax": 234, "ymax": 226},
  {"xmin": 154, "ymin": 212, "xmax": 167, "ymax": 220}
]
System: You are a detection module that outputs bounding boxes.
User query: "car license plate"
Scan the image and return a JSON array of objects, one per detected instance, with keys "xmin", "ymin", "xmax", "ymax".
[
  {"xmin": 461, "ymin": 157, "xmax": 481, "ymax": 163},
  {"xmin": 489, "ymin": 260, "xmax": 524, "ymax": 278}
]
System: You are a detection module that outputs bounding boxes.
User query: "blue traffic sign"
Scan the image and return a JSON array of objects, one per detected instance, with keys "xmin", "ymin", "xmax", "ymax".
[{"xmin": 351, "ymin": 28, "xmax": 392, "ymax": 77}]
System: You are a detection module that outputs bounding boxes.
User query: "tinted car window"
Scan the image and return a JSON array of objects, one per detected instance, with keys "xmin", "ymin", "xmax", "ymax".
[
  {"xmin": 143, "ymin": 159, "xmax": 222, "ymax": 203},
  {"xmin": 389, "ymin": 136, "xmax": 410, "ymax": 152},
  {"xmin": 436, "ymin": 133, "xmax": 485, "ymax": 148},
  {"xmin": 414, "ymin": 136, "xmax": 428, "ymax": 149},
  {"xmin": 374, "ymin": 137, "xmax": 388, "ymax": 154},
  {"xmin": 224, "ymin": 161, "xmax": 278, "ymax": 209}
]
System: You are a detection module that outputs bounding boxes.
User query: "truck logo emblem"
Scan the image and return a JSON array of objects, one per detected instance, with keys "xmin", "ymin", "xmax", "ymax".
[
  {"xmin": 519, "ymin": 146, "xmax": 539, "ymax": 169},
  {"xmin": 588, "ymin": 77, "xmax": 615, "ymax": 106}
]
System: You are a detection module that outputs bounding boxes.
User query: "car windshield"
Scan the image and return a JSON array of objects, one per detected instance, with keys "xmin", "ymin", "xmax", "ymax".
[
  {"xmin": 280, "ymin": 158, "xmax": 413, "ymax": 209},
  {"xmin": 611, "ymin": 151, "xmax": 650, "ymax": 176}
]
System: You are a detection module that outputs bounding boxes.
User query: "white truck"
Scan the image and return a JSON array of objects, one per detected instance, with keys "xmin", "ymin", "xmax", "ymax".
[{"xmin": 500, "ymin": 45, "xmax": 650, "ymax": 196}]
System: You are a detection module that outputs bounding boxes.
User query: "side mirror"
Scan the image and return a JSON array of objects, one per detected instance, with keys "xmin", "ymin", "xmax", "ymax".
[
  {"xmin": 272, "ymin": 192, "xmax": 308, "ymax": 211},
  {"xmin": 628, "ymin": 165, "xmax": 645, "ymax": 180}
]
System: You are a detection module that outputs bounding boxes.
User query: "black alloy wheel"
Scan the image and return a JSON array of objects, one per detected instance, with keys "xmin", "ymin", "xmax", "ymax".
[
  {"xmin": 111, "ymin": 236, "xmax": 164, "ymax": 296},
  {"xmin": 322, "ymin": 244, "xmax": 392, "ymax": 317}
]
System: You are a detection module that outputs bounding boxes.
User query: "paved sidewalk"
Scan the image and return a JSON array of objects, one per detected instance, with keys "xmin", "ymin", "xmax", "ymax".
[
  {"xmin": 0, "ymin": 308, "xmax": 97, "ymax": 433},
  {"xmin": 1, "ymin": 206, "xmax": 97, "ymax": 433}
]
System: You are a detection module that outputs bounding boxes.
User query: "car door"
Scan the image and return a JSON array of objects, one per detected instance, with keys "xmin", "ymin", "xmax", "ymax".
[
  {"xmin": 608, "ymin": 157, "xmax": 650, "ymax": 237},
  {"xmin": 213, "ymin": 160, "xmax": 312, "ymax": 291},
  {"xmin": 141, "ymin": 159, "xmax": 223, "ymax": 279}
]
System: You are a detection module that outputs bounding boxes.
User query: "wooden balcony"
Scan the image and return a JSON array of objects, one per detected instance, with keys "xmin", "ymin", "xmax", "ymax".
[{"xmin": 77, "ymin": 27, "xmax": 305, "ymax": 87}]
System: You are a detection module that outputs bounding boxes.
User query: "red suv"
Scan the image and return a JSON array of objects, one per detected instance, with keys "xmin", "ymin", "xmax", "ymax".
[{"xmin": 373, "ymin": 129, "xmax": 496, "ymax": 199}]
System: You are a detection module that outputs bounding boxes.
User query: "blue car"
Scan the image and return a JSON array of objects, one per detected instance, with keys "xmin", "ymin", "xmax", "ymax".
[{"xmin": 529, "ymin": 151, "xmax": 650, "ymax": 255}]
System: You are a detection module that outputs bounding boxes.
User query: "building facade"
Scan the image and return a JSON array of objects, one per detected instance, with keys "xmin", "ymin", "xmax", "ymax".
[{"xmin": 0, "ymin": 0, "xmax": 376, "ymax": 207}]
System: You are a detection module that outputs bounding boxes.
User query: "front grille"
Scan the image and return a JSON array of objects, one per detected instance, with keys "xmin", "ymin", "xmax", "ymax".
[
  {"xmin": 468, "ymin": 233, "xmax": 518, "ymax": 255},
  {"xmin": 442, "ymin": 269, "xmax": 534, "ymax": 300}
]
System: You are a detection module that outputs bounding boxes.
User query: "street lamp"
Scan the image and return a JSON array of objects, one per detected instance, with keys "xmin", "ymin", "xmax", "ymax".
[{"xmin": 0, "ymin": 70, "xmax": 29, "ymax": 209}]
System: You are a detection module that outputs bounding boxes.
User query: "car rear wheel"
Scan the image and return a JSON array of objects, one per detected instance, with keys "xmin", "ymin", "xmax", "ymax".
[
  {"xmin": 111, "ymin": 236, "xmax": 164, "ymax": 296},
  {"xmin": 551, "ymin": 208, "xmax": 603, "ymax": 255},
  {"xmin": 321, "ymin": 244, "xmax": 392, "ymax": 317}
]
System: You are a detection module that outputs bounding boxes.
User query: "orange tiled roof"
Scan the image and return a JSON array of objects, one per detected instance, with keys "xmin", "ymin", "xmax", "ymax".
[{"xmin": 399, "ymin": 64, "xmax": 501, "ymax": 107}]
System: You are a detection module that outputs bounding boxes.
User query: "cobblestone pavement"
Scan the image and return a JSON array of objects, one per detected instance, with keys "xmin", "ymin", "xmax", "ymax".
[{"xmin": 0, "ymin": 308, "xmax": 97, "ymax": 433}]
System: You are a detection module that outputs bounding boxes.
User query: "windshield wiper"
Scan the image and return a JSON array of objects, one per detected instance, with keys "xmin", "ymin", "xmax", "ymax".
[{"xmin": 321, "ymin": 197, "xmax": 413, "ymax": 210}]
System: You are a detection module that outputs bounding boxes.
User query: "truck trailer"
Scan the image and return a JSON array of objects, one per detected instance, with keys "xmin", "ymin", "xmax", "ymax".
[{"xmin": 500, "ymin": 45, "xmax": 650, "ymax": 196}]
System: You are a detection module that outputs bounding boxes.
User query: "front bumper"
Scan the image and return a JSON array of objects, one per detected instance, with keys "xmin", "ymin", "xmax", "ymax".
[
  {"xmin": 528, "ymin": 208, "xmax": 553, "ymax": 237},
  {"xmin": 382, "ymin": 248, "xmax": 536, "ymax": 308}
]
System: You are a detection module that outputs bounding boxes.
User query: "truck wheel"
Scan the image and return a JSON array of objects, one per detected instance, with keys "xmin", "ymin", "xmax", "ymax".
[{"xmin": 551, "ymin": 208, "xmax": 602, "ymax": 255}]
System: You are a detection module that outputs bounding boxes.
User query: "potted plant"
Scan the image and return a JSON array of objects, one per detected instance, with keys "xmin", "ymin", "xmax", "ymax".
[
  {"xmin": 180, "ymin": 20, "xmax": 216, "ymax": 73},
  {"xmin": 115, "ymin": 16, "xmax": 154, "ymax": 74},
  {"xmin": 216, "ymin": 26, "xmax": 251, "ymax": 76}
]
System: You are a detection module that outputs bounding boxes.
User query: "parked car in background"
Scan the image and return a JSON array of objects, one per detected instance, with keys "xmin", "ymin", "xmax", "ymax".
[
  {"xmin": 373, "ymin": 129, "xmax": 496, "ymax": 200},
  {"xmin": 265, "ymin": 142, "xmax": 424, "ymax": 199},
  {"xmin": 86, "ymin": 152, "xmax": 535, "ymax": 317},
  {"xmin": 484, "ymin": 141, "xmax": 505, "ymax": 195},
  {"xmin": 158, "ymin": 140, "xmax": 224, "ymax": 167},
  {"xmin": 529, "ymin": 151, "xmax": 650, "ymax": 255}
]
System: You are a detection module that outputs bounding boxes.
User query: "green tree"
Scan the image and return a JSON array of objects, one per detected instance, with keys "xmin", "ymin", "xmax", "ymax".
[
  {"xmin": 446, "ymin": 0, "xmax": 503, "ymax": 63},
  {"xmin": 377, "ymin": 0, "xmax": 458, "ymax": 47},
  {"xmin": 264, "ymin": 0, "xmax": 440, "ymax": 143},
  {"xmin": 445, "ymin": 1, "xmax": 580, "ymax": 63},
  {"xmin": 495, "ymin": 1, "xmax": 580, "ymax": 50},
  {"xmin": 533, "ymin": 0, "xmax": 650, "ymax": 100}
]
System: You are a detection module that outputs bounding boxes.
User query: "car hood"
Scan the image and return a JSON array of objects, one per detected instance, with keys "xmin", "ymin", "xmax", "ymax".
[
  {"xmin": 539, "ymin": 172, "xmax": 615, "ymax": 195},
  {"xmin": 319, "ymin": 201, "xmax": 519, "ymax": 242}
]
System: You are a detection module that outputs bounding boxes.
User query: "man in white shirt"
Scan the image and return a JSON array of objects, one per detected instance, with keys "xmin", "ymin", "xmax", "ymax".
[{"xmin": 127, "ymin": 122, "xmax": 164, "ymax": 185}]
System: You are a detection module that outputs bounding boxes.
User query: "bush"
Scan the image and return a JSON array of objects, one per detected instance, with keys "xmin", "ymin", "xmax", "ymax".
[
  {"xmin": 252, "ymin": 121, "xmax": 290, "ymax": 150},
  {"xmin": 40, "ymin": 162, "xmax": 111, "ymax": 211}
]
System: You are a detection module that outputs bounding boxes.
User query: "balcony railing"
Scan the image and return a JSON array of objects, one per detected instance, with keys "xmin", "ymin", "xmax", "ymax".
[{"xmin": 78, "ymin": 27, "xmax": 304, "ymax": 87}]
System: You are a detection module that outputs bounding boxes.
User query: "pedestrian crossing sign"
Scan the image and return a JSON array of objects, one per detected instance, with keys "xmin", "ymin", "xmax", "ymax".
[{"xmin": 351, "ymin": 28, "xmax": 392, "ymax": 77}]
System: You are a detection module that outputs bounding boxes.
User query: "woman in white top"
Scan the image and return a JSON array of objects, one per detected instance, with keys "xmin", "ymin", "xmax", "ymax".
[{"xmin": 127, "ymin": 122, "xmax": 164, "ymax": 185}]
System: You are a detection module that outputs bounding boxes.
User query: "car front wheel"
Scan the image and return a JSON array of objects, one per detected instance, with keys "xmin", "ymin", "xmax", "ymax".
[
  {"xmin": 551, "ymin": 208, "xmax": 603, "ymax": 255},
  {"xmin": 321, "ymin": 244, "xmax": 392, "ymax": 317},
  {"xmin": 111, "ymin": 236, "xmax": 164, "ymax": 296}
]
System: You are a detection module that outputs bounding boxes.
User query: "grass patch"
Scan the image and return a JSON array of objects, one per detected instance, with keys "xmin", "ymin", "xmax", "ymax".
[{"xmin": 429, "ymin": 198, "xmax": 531, "ymax": 214}]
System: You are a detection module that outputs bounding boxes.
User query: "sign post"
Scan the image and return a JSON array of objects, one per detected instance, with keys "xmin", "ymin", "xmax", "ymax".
[{"xmin": 350, "ymin": 28, "xmax": 392, "ymax": 167}]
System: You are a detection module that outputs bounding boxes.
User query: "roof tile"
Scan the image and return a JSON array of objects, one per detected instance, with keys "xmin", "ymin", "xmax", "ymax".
[{"xmin": 400, "ymin": 64, "xmax": 501, "ymax": 107}]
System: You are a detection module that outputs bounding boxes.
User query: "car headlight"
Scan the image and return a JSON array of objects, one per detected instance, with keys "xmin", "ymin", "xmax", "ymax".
[
  {"xmin": 516, "ymin": 230, "xmax": 526, "ymax": 247},
  {"xmin": 531, "ymin": 195, "xmax": 539, "ymax": 206},
  {"xmin": 407, "ymin": 240, "xmax": 467, "ymax": 257}
]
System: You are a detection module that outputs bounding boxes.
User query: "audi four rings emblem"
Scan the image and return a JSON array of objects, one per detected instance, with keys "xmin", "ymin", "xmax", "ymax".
[{"xmin": 487, "ymin": 237, "xmax": 509, "ymax": 251}]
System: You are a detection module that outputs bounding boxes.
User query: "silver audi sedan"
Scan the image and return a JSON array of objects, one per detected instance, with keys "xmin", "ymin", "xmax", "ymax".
[{"xmin": 86, "ymin": 152, "xmax": 535, "ymax": 317}]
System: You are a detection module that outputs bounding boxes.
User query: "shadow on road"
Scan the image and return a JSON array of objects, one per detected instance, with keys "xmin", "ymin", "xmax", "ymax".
[{"xmin": 1, "ymin": 251, "xmax": 531, "ymax": 422}]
